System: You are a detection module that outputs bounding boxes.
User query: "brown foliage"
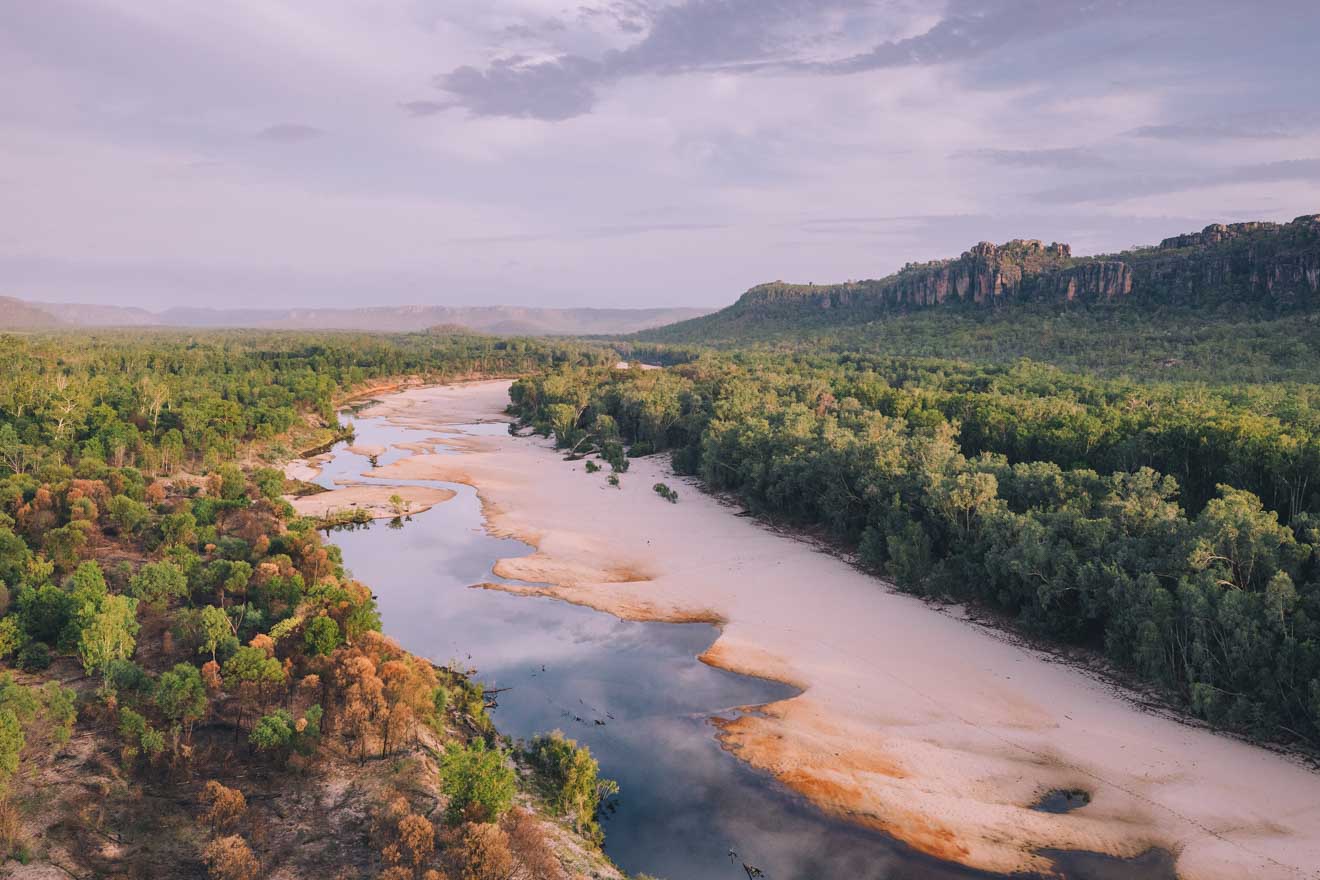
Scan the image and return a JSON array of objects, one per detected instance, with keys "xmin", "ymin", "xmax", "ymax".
[
  {"xmin": 0, "ymin": 797, "xmax": 24, "ymax": 859},
  {"xmin": 201, "ymin": 660, "xmax": 223, "ymax": 693},
  {"xmin": 455, "ymin": 823, "xmax": 514, "ymax": 880},
  {"xmin": 372, "ymin": 795, "xmax": 440, "ymax": 878},
  {"xmin": 249, "ymin": 633, "xmax": 276, "ymax": 657},
  {"xmin": 334, "ymin": 650, "xmax": 386, "ymax": 760},
  {"xmin": 396, "ymin": 813, "xmax": 436, "ymax": 868},
  {"xmin": 503, "ymin": 810, "xmax": 565, "ymax": 880},
  {"xmin": 200, "ymin": 780, "xmax": 247, "ymax": 831},
  {"xmin": 202, "ymin": 834, "xmax": 260, "ymax": 880}
]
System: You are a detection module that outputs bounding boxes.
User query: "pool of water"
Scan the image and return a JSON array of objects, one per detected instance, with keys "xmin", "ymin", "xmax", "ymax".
[{"xmin": 314, "ymin": 411, "xmax": 1174, "ymax": 880}]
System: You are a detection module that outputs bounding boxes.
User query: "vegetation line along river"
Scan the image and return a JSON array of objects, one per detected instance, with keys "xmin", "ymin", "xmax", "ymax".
[{"xmin": 306, "ymin": 394, "xmax": 1180, "ymax": 880}]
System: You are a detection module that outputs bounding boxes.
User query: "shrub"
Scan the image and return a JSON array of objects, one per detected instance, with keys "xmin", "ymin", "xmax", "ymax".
[
  {"xmin": 128, "ymin": 561, "xmax": 188, "ymax": 608},
  {"xmin": 202, "ymin": 834, "xmax": 260, "ymax": 880},
  {"xmin": 455, "ymin": 822, "xmax": 514, "ymax": 880},
  {"xmin": 526, "ymin": 731, "xmax": 616, "ymax": 840},
  {"xmin": 249, "ymin": 710, "xmax": 295, "ymax": 752},
  {"xmin": 16, "ymin": 642, "xmax": 50, "ymax": 672},
  {"xmin": 118, "ymin": 706, "xmax": 164, "ymax": 761},
  {"xmin": 303, "ymin": 615, "xmax": 342, "ymax": 657},
  {"xmin": 439, "ymin": 740, "xmax": 515, "ymax": 825},
  {"xmin": 200, "ymin": 780, "xmax": 247, "ymax": 831},
  {"xmin": 652, "ymin": 483, "xmax": 678, "ymax": 503}
]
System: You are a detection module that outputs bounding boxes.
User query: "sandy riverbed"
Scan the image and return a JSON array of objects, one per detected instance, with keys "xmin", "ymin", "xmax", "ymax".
[
  {"xmin": 363, "ymin": 380, "xmax": 1320, "ymax": 880},
  {"xmin": 286, "ymin": 484, "xmax": 456, "ymax": 520}
]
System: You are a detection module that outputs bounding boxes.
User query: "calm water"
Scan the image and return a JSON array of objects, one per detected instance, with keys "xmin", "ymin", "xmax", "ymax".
[{"xmin": 315, "ymin": 411, "xmax": 1172, "ymax": 880}]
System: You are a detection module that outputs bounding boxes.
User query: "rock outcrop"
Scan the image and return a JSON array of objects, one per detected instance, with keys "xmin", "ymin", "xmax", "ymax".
[{"xmin": 656, "ymin": 214, "xmax": 1320, "ymax": 340}]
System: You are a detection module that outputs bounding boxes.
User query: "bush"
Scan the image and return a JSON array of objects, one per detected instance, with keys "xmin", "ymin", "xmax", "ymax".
[
  {"xmin": 202, "ymin": 834, "xmax": 260, "ymax": 880},
  {"xmin": 302, "ymin": 615, "xmax": 341, "ymax": 657},
  {"xmin": 128, "ymin": 561, "xmax": 188, "ymax": 608},
  {"xmin": 249, "ymin": 710, "xmax": 295, "ymax": 751},
  {"xmin": 200, "ymin": 780, "xmax": 247, "ymax": 831},
  {"xmin": 439, "ymin": 740, "xmax": 516, "ymax": 825},
  {"xmin": 526, "ymin": 731, "xmax": 617, "ymax": 840},
  {"xmin": 16, "ymin": 642, "xmax": 50, "ymax": 672},
  {"xmin": 118, "ymin": 706, "xmax": 164, "ymax": 760},
  {"xmin": 652, "ymin": 483, "xmax": 678, "ymax": 503}
]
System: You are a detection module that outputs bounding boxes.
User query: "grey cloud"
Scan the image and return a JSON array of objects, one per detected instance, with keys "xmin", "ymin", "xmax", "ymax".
[
  {"xmin": 438, "ymin": 55, "xmax": 604, "ymax": 120},
  {"xmin": 430, "ymin": 0, "xmax": 1165, "ymax": 122},
  {"xmin": 811, "ymin": 0, "xmax": 1119, "ymax": 74},
  {"xmin": 1130, "ymin": 110, "xmax": 1320, "ymax": 141},
  {"xmin": 433, "ymin": 0, "xmax": 871, "ymax": 120},
  {"xmin": 954, "ymin": 148, "xmax": 1110, "ymax": 170},
  {"xmin": 577, "ymin": 2, "xmax": 657, "ymax": 34},
  {"xmin": 256, "ymin": 123, "xmax": 323, "ymax": 143},
  {"xmin": 400, "ymin": 100, "xmax": 452, "ymax": 117},
  {"xmin": 500, "ymin": 18, "xmax": 568, "ymax": 40},
  {"xmin": 1032, "ymin": 158, "xmax": 1320, "ymax": 204}
]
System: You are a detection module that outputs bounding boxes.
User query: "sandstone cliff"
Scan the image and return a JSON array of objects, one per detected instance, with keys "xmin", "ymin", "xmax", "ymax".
[{"xmin": 650, "ymin": 214, "xmax": 1320, "ymax": 340}]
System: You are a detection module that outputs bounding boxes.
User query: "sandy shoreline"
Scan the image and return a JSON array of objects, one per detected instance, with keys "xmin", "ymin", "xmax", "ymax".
[
  {"xmin": 285, "ymin": 483, "xmax": 456, "ymax": 521},
  {"xmin": 360, "ymin": 380, "xmax": 1320, "ymax": 879}
]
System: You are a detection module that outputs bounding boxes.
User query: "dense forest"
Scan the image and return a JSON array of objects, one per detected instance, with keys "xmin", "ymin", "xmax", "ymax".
[
  {"xmin": 0, "ymin": 330, "xmax": 622, "ymax": 878},
  {"xmin": 512, "ymin": 351, "xmax": 1320, "ymax": 744},
  {"xmin": 624, "ymin": 305, "xmax": 1320, "ymax": 385}
]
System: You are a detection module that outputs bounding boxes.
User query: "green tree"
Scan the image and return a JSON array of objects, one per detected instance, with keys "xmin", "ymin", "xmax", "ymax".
[
  {"xmin": 439, "ymin": 739, "xmax": 516, "ymax": 825},
  {"xmin": 199, "ymin": 604, "xmax": 235, "ymax": 662},
  {"xmin": 302, "ymin": 615, "xmax": 341, "ymax": 656},
  {"xmin": 248, "ymin": 709, "xmax": 295, "ymax": 751},
  {"xmin": 527, "ymin": 731, "xmax": 617, "ymax": 840},
  {"xmin": 155, "ymin": 663, "xmax": 208, "ymax": 738},
  {"xmin": 128, "ymin": 561, "xmax": 188, "ymax": 609},
  {"xmin": 107, "ymin": 495, "xmax": 150, "ymax": 534},
  {"xmin": 76, "ymin": 594, "xmax": 140, "ymax": 675}
]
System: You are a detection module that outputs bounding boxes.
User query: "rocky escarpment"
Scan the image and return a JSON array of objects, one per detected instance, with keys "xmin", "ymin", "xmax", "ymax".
[
  {"xmin": 1134, "ymin": 214, "xmax": 1320, "ymax": 307},
  {"xmin": 647, "ymin": 214, "xmax": 1320, "ymax": 340}
]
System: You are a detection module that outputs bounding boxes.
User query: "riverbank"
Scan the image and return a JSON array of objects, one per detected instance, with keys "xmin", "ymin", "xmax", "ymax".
[{"xmin": 363, "ymin": 380, "xmax": 1320, "ymax": 880}]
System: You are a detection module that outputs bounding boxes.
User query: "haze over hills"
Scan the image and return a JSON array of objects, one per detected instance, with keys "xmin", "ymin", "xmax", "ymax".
[
  {"xmin": 641, "ymin": 215, "xmax": 1320, "ymax": 343},
  {"xmin": 0, "ymin": 301, "xmax": 712, "ymax": 335}
]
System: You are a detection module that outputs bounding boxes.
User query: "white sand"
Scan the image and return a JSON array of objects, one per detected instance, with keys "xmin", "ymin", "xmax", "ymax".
[
  {"xmin": 286, "ymin": 484, "xmax": 455, "ymax": 520},
  {"xmin": 367, "ymin": 380, "xmax": 1320, "ymax": 879}
]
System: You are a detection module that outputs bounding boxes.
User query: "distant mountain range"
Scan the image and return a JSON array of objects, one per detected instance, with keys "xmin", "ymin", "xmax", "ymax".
[
  {"xmin": 0, "ymin": 301, "xmax": 712, "ymax": 336},
  {"xmin": 641, "ymin": 214, "xmax": 1320, "ymax": 342}
]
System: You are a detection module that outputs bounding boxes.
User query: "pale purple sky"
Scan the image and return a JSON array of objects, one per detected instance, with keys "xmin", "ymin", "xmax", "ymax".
[{"xmin": 2, "ymin": 0, "xmax": 1318, "ymax": 310}]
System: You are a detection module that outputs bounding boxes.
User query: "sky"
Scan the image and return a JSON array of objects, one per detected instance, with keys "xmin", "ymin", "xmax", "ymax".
[{"xmin": 2, "ymin": 0, "xmax": 1318, "ymax": 311}]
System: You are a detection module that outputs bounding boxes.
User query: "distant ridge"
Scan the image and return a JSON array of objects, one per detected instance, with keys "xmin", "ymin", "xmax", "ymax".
[
  {"xmin": 0, "ymin": 296, "xmax": 66, "ymax": 330},
  {"xmin": 641, "ymin": 214, "xmax": 1320, "ymax": 342},
  {"xmin": 0, "ymin": 302, "xmax": 713, "ymax": 336}
]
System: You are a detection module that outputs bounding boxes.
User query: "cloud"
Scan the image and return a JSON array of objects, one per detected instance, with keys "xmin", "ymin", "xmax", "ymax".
[
  {"xmin": 809, "ymin": 0, "xmax": 1113, "ymax": 74},
  {"xmin": 434, "ymin": 0, "xmax": 874, "ymax": 120},
  {"xmin": 430, "ymin": 0, "xmax": 1160, "ymax": 121},
  {"xmin": 438, "ymin": 55, "xmax": 604, "ymax": 121},
  {"xmin": 256, "ymin": 123, "xmax": 323, "ymax": 143},
  {"xmin": 1032, "ymin": 158, "xmax": 1320, "ymax": 204},
  {"xmin": 400, "ymin": 100, "xmax": 452, "ymax": 117},
  {"xmin": 1130, "ymin": 110, "xmax": 1320, "ymax": 141},
  {"xmin": 954, "ymin": 148, "xmax": 1110, "ymax": 169}
]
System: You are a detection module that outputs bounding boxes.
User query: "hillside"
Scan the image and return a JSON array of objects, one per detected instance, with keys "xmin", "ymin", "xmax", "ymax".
[
  {"xmin": 642, "ymin": 214, "xmax": 1320, "ymax": 343},
  {"xmin": 0, "ymin": 295, "xmax": 65, "ymax": 329},
  {"xmin": 0, "ymin": 300, "xmax": 711, "ymax": 335}
]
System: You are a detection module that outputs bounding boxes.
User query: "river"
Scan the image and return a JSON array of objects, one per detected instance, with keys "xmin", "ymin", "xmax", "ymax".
[{"xmin": 306, "ymin": 401, "xmax": 1182, "ymax": 880}]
